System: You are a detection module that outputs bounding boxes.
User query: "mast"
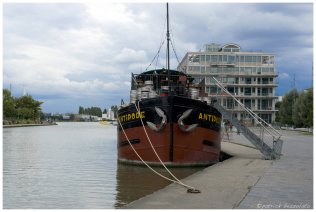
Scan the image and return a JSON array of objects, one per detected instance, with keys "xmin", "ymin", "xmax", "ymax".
[
  {"xmin": 167, "ymin": 2, "xmax": 170, "ymax": 91},
  {"xmin": 166, "ymin": 3, "xmax": 174, "ymax": 162}
]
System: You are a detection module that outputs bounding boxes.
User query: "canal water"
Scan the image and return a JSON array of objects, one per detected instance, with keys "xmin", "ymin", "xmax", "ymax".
[{"xmin": 3, "ymin": 122, "xmax": 202, "ymax": 209}]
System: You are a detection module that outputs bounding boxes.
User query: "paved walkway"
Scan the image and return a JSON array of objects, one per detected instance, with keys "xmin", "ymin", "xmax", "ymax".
[
  {"xmin": 238, "ymin": 130, "xmax": 313, "ymax": 209},
  {"xmin": 122, "ymin": 130, "xmax": 313, "ymax": 209},
  {"xmin": 123, "ymin": 142, "xmax": 271, "ymax": 209}
]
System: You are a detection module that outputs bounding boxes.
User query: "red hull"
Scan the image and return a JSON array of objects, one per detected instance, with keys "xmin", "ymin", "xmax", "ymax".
[
  {"xmin": 118, "ymin": 124, "xmax": 221, "ymax": 166},
  {"xmin": 117, "ymin": 96, "xmax": 221, "ymax": 166}
]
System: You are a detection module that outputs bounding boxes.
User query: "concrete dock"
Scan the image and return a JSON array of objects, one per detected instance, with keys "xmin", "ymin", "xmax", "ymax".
[{"xmin": 123, "ymin": 130, "xmax": 313, "ymax": 209}]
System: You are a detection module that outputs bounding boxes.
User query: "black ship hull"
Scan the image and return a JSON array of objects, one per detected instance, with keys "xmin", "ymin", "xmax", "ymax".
[{"xmin": 117, "ymin": 95, "xmax": 221, "ymax": 166}]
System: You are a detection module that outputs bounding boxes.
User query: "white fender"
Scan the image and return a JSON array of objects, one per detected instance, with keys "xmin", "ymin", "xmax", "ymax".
[
  {"xmin": 146, "ymin": 107, "xmax": 167, "ymax": 132},
  {"xmin": 178, "ymin": 109, "xmax": 198, "ymax": 132}
]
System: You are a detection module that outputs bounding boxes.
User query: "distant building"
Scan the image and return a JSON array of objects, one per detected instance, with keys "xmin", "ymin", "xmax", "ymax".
[
  {"xmin": 62, "ymin": 115, "xmax": 71, "ymax": 120},
  {"xmin": 102, "ymin": 109, "xmax": 115, "ymax": 120},
  {"xmin": 177, "ymin": 43, "xmax": 278, "ymax": 123},
  {"xmin": 75, "ymin": 114, "xmax": 101, "ymax": 121}
]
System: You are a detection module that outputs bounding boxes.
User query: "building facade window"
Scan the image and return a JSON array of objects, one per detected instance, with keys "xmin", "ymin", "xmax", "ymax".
[{"xmin": 177, "ymin": 43, "xmax": 278, "ymax": 123}]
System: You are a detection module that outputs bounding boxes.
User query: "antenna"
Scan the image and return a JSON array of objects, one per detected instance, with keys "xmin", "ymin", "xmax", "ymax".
[{"xmin": 291, "ymin": 74, "xmax": 296, "ymax": 89}]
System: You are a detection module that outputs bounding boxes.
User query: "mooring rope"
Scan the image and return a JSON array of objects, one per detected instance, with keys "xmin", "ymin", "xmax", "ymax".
[
  {"xmin": 117, "ymin": 105, "xmax": 200, "ymax": 193},
  {"xmin": 135, "ymin": 102, "xmax": 200, "ymax": 193}
]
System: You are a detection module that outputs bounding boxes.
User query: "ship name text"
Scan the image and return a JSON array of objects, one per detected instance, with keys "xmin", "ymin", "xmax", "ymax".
[
  {"xmin": 119, "ymin": 111, "xmax": 145, "ymax": 123},
  {"xmin": 198, "ymin": 113, "xmax": 221, "ymax": 124}
]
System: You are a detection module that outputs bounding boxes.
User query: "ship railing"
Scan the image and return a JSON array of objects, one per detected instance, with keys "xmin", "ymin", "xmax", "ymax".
[{"xmin": 131, "ymin": 72, "xmax": 198, "ymax": 95}]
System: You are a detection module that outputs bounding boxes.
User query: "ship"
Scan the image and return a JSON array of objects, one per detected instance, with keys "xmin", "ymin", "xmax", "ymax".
[{"xmin": 117, "ymin": 4, "xmax": 222, "ymax": 166}]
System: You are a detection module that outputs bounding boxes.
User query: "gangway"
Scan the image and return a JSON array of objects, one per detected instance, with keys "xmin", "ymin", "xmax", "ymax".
[{"xmin": 212, "ymin": 77, "xmax": 283, "ymax": 159}]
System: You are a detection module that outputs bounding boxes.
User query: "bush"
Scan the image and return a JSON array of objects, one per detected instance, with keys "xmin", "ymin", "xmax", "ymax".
[{"xmin": 3, "ymin": 120, "xmax": 10, "ymax": 125}]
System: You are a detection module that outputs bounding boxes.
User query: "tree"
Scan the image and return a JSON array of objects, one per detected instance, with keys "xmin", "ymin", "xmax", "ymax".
[
  {"xmin": 91, "ymin": 107, "xmax": 102, "ymax": 117},
  {"xmin": 293, "ymin": 89, "xmax": 313, "ymax": 127},
  {"xmin": 15, "ymin": 95, "xmax": 43, "ymax": 120},
  {"xmin": 3, "ymin": 89, "xmax": 43, "ymax": 123},
  {"xmin": 274, "ymin": 101, "xmax": 281, "ymax": 123},
  {"xmin": 279, "ymin": 89, "xmax": 298, "ymax": 126},
  {"xmin": 79, "ymin": 106, "xmax": 103, "ymax": 117},
  {"xmin": 305, "ymin": 89, "xmax": 313, "ymax": 127},
  {"xmin": 3, "ymin": 89, "xmax": 15, "ymax": 118},
  {"xmin": 111, "ymin": 105, "xmax": 118, "ymax": 118},
  {"xmin": 79, "ymin": 106, "xmax": 84, "ymax": 114}
]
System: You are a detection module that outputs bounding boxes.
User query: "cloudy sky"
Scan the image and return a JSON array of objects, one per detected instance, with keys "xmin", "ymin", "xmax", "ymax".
[{"xmin": 3, "ymin": 2, "xmax": 313, "ymax": 113}]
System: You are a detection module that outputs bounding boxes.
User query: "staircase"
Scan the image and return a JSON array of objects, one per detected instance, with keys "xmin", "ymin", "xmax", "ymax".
[
  {"xmin": 212, "ymin": 77, "xmax": 283, "ymax": 160},
  {"xmin": 214, "ymin": 103, "xmax": 283, "ymax": 159}
]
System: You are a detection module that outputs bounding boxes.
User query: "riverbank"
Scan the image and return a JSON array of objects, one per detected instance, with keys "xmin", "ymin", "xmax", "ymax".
[
  {"xmin": 3, "ymin": 122, "xmax": 57, "ymax": 128},
  {"xmin": 123, "ymin": 130, "xmax": 313, "ymax": 209}
]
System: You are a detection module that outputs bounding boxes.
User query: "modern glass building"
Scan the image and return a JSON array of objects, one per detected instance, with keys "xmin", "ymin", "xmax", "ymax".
[{"xmin": 177, "ymin": 43, "xmax": 278, "ymax": 124}]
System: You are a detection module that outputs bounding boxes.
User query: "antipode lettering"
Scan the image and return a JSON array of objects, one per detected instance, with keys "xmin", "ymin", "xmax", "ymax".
[
  {"xmin": 198, "ymin": 113, "xmax": 221, "ymax": 124},
  {"xmin": 119, "ymin": 111, "xmax": 145, "ymax": 123}
]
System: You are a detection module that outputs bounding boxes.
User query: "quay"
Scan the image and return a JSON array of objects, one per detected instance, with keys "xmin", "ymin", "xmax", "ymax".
[
  {"xmin": 123, "ymin": 130, "xmax": 313, "ymax": 209},
  {"xmin": 3, "ymin": 123, "xmax": 57, "ymax": 128}
]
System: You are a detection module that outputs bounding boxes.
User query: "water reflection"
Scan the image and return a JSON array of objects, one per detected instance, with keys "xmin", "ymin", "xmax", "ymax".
[
  {"xmin": 115, "ymin": 162, "xmax": 203, "ymax": 208},
  {"xmin": 3, "ymin": 123, "xmax": 203, "ymax": 209}
]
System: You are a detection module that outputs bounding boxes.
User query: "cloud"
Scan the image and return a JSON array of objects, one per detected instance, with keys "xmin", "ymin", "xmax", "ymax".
[
  {"xmin": 3, "ymin": 3, "xmax": 313, "ymax": 112},
  {"xmin": 114, "ymin": 48, "xmax": 147, "ymax": 64},
  {"xmin": 278, "ymin": 73, "xmax": 290, "ymax": 79}
]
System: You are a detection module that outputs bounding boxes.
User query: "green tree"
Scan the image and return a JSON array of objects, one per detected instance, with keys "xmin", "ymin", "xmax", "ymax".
[
  {"xmin": 293, "ymin": 89, "xmax": 313, "ymax": 127},
  {"xmin": 3, "ymin": 89, "xmax": 15, "ymax": 118},
  {"xmin": 274, "ymin": 101, "xmax": 281, "ymax": 123},
  {"xmin": 15, "ymin": 95, "xmax": 43, "ymax": 120},
  {"xmin": 91, "ymin": 107, "xmax": 102, "ymax": 117},
  {"xmin": 79, "ymin": 106, "xmax": 84, "ymax": 114},
  {"xmin": 111, "ymin": 105, "xmax": 118, "ymax": 118},
  {"xmin": 80, "ymin": 106, "xmax": 103, "ymax": 117},
  {"xmin": 305, "ymin": 89, "xmax": 313, "ymax": 127},
  {"xmin": 279, "ymin": 89, "xmax": 299, "ymax": 126}
]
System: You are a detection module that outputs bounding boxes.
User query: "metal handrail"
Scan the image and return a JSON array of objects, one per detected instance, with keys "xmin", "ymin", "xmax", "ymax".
[{"xmin": 212, "ymin": 77, "xmax": 282, "ymax": 140}]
